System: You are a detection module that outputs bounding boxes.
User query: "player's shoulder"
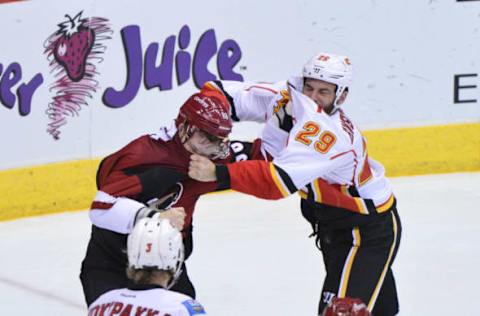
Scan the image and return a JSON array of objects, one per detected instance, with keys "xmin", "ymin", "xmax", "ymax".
[
  {"xmin": 122, "ymin": 135, "xmax": 168, "ymax": 161},
  {"xmin": 330, "ymin": 109, "xmax": 363, "ymax": 144},
  {"xmin": 242, "ymin": 80, "xmax": 287, "ymax": 97},
  {"xmin": 179, "ymin": 298, "xmax": 207, "ymax": 315},
  {"xmin": 88, "ymin": 288, "xmax": 123, "ymax": 311},
  {"xmin": 149, "ymin": 121, "xmax": 177, "ymax": 142},
  {"xmin": 119, "ymin": 134, "xmax": 160, "ymax": 155},
  {"xmin": 162, "ymin": 291, "xmax": 207, "ymax": 315},
  {"xmin": 98, "ymin": 288, "xmax": 123, "ymax": 300},
  {"xmin": 126, "ymin": 124, "xmax": 180, "ymax": 156}
]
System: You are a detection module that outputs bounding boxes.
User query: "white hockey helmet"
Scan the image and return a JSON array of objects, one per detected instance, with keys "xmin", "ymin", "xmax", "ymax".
[
  {"xmin": 127, "ymin": 217, "xmax": 184, "ymax": 287},
  {"xmin": 302, "ymin": 52, "xmax": 353, "ymax": 108}
]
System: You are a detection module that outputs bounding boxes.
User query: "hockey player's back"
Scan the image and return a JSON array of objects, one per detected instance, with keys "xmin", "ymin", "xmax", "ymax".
[
  {"xmin": 88, "ymin": 287, "xmax": 205, "ymax": 316},
  {"xmin": 87, "ymin": 217, "xmax": 207, "ymax": 316}
]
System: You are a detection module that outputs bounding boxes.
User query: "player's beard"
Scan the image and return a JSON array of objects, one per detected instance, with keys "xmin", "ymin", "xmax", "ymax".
[{"xmin": 314, "ymin": 100, "xmax": 335, "ymax": 115}]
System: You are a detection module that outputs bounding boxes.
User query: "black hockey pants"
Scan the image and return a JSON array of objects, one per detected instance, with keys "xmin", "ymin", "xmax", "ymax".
[{"xmin": 301, "ymin": 199, "xmax": 402, "ymax": 316}]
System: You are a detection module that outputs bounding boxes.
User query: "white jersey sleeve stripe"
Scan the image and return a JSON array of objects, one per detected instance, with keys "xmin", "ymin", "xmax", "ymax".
[{"xmin": 89, "ymin": 194, "xmax": 144, "ymax": 234}]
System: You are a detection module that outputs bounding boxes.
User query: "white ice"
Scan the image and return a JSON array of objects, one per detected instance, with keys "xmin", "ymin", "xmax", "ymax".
[{"xmin": 0, "ymin": 172, "xmax": 479, "ymax": 315}]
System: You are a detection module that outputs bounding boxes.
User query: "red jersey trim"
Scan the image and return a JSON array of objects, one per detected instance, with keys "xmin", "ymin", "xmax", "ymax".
[
  {"xmin": 91, "ymin": 201, "xmax": 114, "ymax": 210},
  {"xmin": 227, "ymin": 160, "xmax": 285, "ymax": 200},
  {"xmin": 245, "ymin": 85, "xmax": 278, "ymax": 94}
]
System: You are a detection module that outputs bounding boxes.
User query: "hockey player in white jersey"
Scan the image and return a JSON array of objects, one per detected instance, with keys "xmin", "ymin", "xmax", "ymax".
[
  {"xmin": 190, "ymin": 53, "xmax": 401, "ymax": 316},
  {"xmin": 88, "ymin": 217, "xmax": 207, "ymax": 316}
]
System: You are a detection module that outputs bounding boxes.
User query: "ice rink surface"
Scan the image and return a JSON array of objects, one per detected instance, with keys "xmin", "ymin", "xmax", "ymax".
[{"xmin": 0, "ymin": 172, "xmax": 479, "ymax": 315}]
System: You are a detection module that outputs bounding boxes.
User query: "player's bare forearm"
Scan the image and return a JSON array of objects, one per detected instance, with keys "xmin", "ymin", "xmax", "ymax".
[
  {"xmin": 135, "ymin": 206, "xmax": 186, "ymax": 231},
  {"xmin": 188, "ymin": 154, "xmax": 217, "ymax": 182},
  {"xmin": 156, "ymin": 207, "xmax": 186, "ymax": 231}
]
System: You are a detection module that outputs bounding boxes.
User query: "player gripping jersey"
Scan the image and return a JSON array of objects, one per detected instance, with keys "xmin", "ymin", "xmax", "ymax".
[
  {"xmin": 200, "ymin": 74, "xmax": 394, "ymax": 214},
  {"xmin": 190, "ymin": 53, "xmax": 402, "ymax": 316},
  {"xmin": 81, "ymin": 89, "xmax": 233, "ymax": 306}
]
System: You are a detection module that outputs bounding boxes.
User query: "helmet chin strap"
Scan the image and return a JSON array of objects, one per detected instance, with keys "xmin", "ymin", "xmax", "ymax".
[
  {"xmin": 328, "ymin": 105, "xmax": 340, "ymax": 115},
  {"xmin": 329, "ymin": 86, "xmax": 347, "ymax": 115},
  {"xmin": 329, "ymin": 98, "xmax": 342, "ymax": 115}
]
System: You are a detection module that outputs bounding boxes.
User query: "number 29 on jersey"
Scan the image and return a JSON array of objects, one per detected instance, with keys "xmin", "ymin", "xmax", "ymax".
[{"xmin": 294, "ymin": 121, "xmax": 336, "ymax": 154}]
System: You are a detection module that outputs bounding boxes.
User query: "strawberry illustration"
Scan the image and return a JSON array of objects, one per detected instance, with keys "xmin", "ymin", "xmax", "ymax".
[{"xmin": 53, "ymin": 12, "xmax": 95, "ymax": 82}]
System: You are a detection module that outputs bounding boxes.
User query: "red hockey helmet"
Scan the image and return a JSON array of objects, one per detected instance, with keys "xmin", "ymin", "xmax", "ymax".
[
  {"xmin": 322, "ymin": 297, "xmax": 372, "ymax": 316},
  {"xmin": 176, "ymin": 89, "xmax": 232, "ymax": 139}
]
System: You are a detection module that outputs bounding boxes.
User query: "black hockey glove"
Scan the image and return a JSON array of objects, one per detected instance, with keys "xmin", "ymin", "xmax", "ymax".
[{"xmin": 229, "ymin": 140, "xmax": 254, "ymax": 162}]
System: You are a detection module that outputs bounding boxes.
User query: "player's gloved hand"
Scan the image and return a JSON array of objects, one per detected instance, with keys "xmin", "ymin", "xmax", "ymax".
[
  {"xmin": 154, "ymin": 207, "xmax": 185, "ymax": 230},
  {"xmin": 272, "ymin": 100, "xmax": 293, "ymax": 132},
  {"xmin": 134, "ymin": 206, "xmax": 185, "ymax": 231},
  {"xmin": 229, "ymin": 140, "xmax": 253, "ymax": 162},
  {"xmin": 189, "ymin": 154, "xmax": 217, "ymax": 182}
]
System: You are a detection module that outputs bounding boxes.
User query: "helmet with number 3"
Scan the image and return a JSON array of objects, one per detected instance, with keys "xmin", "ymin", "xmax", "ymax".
[
  {"xmin": 303, "ymin": 52, "xmax": 353, "ymax": 108},
  {"xmin": 127, "ymin": 217, "xmax": 184, "ymax": 287}
]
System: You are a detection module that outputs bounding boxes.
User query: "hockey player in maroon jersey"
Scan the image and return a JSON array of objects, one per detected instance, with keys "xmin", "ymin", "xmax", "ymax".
[
  {"xmin": 80, "ymin": 89, "xmax": 234, "ymax": 306},
  {"xmin": 189, "ymin": 53, "xmax": 401, "ymax": 315}
]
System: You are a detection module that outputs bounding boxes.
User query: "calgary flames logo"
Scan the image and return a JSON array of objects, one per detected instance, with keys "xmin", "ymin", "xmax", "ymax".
[{"xmin": 273, "ymin": 89, "xmax": 290, "ymax": 114}]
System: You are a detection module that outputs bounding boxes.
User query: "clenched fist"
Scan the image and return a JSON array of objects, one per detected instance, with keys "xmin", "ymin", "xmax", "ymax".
[
  {"xmin": 156, "ymin": 207, "xmax": 186, "ymax": 230},
  {"xmin": 189, "ymin": 154, "xmax": 217, "ymax": 182}
]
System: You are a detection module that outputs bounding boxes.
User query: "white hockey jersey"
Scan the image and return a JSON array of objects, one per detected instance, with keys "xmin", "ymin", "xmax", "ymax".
[
  {"xmin": 88, "ymin": 286, "xmax": 207, "ymax": 316},
  {"xmin": 209, "ymin": 78, "xmax": 395, "ymax": 214}
]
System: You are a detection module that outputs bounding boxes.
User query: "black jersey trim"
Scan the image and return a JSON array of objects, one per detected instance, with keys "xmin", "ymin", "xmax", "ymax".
[
  {"xmin": 215, "ymin": 164, "xmax": 231, "ymax": 190},
  {"xmin": 274, "ymin": 164, "xmax": 298, "ymax": 194}
]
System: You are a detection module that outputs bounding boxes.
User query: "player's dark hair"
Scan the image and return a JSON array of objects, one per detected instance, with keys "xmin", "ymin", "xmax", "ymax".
[{"xmin": 126, "ymin": 267, "xmax": 173, "ymax": 285}]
